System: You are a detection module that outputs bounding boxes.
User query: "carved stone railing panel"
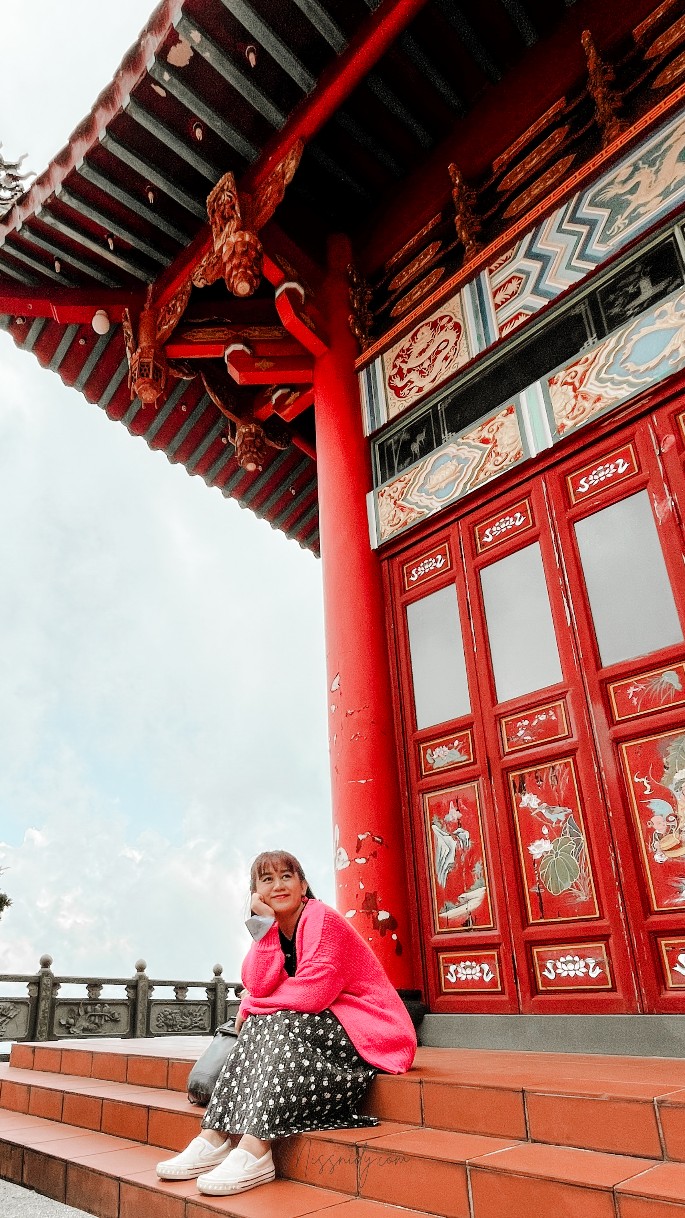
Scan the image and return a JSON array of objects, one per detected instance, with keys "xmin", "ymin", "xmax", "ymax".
[
  {"xmin": 53, "ymin": 1000, "xmax": 131, "ymax": 1039},
  {"xmin": 0, "ymin": 999, "xmax": 30, "ymax": 1040},
  {"xmin": 0, "ymin": 958, "xmax": 242, "ymax": 1042},
  {"xmin": 150, "ymin": 1001, "xmax": 211, "ymax": 1036}
]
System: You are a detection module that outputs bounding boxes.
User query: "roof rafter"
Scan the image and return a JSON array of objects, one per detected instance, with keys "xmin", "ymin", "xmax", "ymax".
[{"xmin": 152, "ymin": 0, "xmax": 433, "ymax": 309}]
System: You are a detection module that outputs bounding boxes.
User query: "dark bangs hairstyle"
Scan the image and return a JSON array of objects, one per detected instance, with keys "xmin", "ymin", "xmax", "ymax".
[{"xmin": 250, "ymin": 851, "xmax": 315, "ymax": 899}]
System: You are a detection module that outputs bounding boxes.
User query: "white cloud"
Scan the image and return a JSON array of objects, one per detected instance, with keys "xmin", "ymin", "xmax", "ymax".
[{"xmin": 0, "ymin": 3, "xmax": 335, "ymax": 982}]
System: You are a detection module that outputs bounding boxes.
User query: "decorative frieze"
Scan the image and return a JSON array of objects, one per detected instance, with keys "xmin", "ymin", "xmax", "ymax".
[{"xmin": 361, "ymin": 104, "xmax": 685, "ymax": 443}]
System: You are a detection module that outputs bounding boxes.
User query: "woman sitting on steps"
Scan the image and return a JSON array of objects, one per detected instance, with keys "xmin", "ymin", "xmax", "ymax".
[{"xmin": 156, "ymin": 849, "xmax": 417, "ymax": 1197}]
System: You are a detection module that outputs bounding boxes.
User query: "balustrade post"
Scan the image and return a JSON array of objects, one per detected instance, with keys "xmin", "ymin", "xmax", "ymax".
[
  {"xmin": 127, "ymin": 959, "xmax": 151, "ymax": 1039},
  {"xmin": 207, "ymin": 964, "xmax": 227, "ymax": 1029},
  {"xmin": 33, "ymin": 954, "xmax": 59, "ymax": 1041}
]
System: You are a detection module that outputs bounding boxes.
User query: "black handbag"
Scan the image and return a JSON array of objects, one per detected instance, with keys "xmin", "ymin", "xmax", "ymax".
[{"xmin": 187, "ymin": 1018, "xmax": 239, "ymax": 1106}]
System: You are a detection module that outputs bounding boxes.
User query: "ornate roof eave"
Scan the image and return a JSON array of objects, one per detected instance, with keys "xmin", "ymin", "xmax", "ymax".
[{"xmin": 0, "ymin": 0, "xmax": 183, "ymax": 241}]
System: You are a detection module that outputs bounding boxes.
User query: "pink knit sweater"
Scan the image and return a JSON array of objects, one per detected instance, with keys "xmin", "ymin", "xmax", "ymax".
[{"xmin": 238, "ymin": 899, "xmax": 416, "ymax": 1074}]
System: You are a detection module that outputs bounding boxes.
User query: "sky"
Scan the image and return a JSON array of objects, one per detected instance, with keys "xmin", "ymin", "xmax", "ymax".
[{"xmin": 0, "ymin": 1, "xmax": 333, "ymax": 987}]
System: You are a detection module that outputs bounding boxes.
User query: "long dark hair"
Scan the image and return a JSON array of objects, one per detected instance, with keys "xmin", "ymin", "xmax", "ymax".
[{"xmin": 249, "ymin": 850, "xmax": 315, "ymax": 899}]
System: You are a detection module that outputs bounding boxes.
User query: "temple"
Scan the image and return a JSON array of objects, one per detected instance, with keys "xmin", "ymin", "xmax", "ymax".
[{"xmin": 2, "ymin": 0, "xmax": 685, "ymax": 1036}]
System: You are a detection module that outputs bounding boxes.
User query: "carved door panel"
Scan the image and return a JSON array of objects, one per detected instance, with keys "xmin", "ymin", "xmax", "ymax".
[
  {"xmin": 388, "ymin": 530, "xmax": 519, "ymax": 1012},
  {"xmin": 460, "ymin": 482, "xmax": 640, "ymax": 1012},
  {"xmin": 547, "ymin": 406, "xmax": 685, "ymax": 1010}
]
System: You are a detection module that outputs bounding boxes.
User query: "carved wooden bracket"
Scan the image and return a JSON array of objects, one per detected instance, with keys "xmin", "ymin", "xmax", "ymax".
[
  {"xmin": 582, "ymin": 30, "xmax": 627, "ymax": 148},
  {"xmin": 448, "ymin": 163, "xmax": 483, "ymax": 263},
  {"xmin": 192, "ymin": 141, "xmax": 304, "ymax": 299},
  {"xmin": 122, "ymin": 281, "xmax": 192, "ymax": 407},
  {"xmin": 347, "ymin": 263, "xmax": 374, "ymax": 350}
]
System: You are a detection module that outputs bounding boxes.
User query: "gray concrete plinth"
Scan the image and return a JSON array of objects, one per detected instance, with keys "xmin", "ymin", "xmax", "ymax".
[{"xmin": 420, "ymin": 1014, "xmax": 685, "ymax": 1057}]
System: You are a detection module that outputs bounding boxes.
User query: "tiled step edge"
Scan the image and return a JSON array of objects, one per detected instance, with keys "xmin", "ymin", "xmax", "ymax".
[
  {"xmin": 7, "ymin": 1056, "xmax": 685, "ymax": 1162},
  {"xmin": 0, "ymin": 1114, "xmax": 377, "ymax": 1218},
  {"xmin": 3, "ymin": 1112, "xmax": 685, "ymax": 1218}
]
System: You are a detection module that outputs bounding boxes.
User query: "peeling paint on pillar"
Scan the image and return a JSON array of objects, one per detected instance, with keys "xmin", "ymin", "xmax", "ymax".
[{"xmin": 315, "ymin": 235, "xmax": 416, "ymax": 988}]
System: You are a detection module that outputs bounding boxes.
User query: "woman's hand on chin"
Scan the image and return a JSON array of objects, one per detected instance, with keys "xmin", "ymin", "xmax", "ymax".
[{"xmin": 251, "ymin": 893, "xmax": 274, "ymax": 918}]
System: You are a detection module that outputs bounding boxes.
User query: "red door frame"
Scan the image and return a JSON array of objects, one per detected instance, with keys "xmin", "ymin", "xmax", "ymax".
[{"xmin": 381, "ymin": 373, "xmax": 685, "ymax": 1014}]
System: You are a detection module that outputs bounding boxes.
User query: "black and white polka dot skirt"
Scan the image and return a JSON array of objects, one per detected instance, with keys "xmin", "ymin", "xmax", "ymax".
[{"xmin": 201, "ymin": 1009, "xmax": 378, "ymax": 1139}]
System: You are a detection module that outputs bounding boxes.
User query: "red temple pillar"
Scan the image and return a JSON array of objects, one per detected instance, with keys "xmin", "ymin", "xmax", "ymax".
[{"xmin": 314, "ymin": 233, "xmax": 416, "ymax": 989}]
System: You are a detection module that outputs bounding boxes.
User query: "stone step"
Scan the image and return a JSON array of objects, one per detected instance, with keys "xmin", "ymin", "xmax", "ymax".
[
  {"xmin": 8, "ymin": 1041, "xmax": 685, "ymax": 1160},
  {"xmin": 4, "ymin": 1040, "xmax": 685, "ymax": 1217},
  {"xmin": 2, "ymin": 1106, "xmax": 685, "ymax": 1218}
]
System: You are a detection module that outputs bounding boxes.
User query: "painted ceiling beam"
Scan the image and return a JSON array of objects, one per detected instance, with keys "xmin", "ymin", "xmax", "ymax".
[
  {"xmin": 187, "ymin": 416, "xmax": 226, "ymax": 473},
  {"xmin": 23, "ymin": 223, "xmax": 120, "ymax": 287},
  {"xmin": 399, "ymin": 32, "xmax": 466, "ymax": 114},
  {"xmin": 271, "ymin": 475, "xmax": 316, "ymax": 528},
  {"xmin": 174, "ymin": 13, "xmax": 286, "ymax": 129},
  {"xmin": 76, "ymin": 163, "xmax": 189, "ymax": 244},
  {"xmin": 203, "ymin": 446, "xmax": 235, "ymax": 486},
  {"xmin": 126, "ymin": 98, "xmax": 221, "ymax": 183},
  {"xmin": 253, "ymin": 454, "xmax": 310, "ymax": 517},
  {"xmin": 220, "ymin": 0, "xmax": 315, "ymax": 92},
  {"xmin": 73, "ymin": 327, "xmax": 118, "ymax": 393},
  {"xmin": 147, "ymin": 60, "xmax": 258, "ymax": 163},
  {"xmin": 144, "ymin": 377, "xmax": 191, "ymax": 443},
  {"xmin": 153, "ymin": 0, "xmax": 432, "ymax": 309},
  {"xmin": 334, "ymin": 110, "xmax": 403, "ymax": 177},
  {"xmin": 0, "ymin": 258, "xmax": 37, "ymax": 285},
  {"xmin": 291, "ymin": 0, "xmax": 347, "ymax": 52},
  {"xmin": 48, "ymin": 324, "xmax": 80, "ymax": 373},
  {"xmin": 0, "ymin": 285, "xmax": 137, "ymax": 324},
  {"xmin": 100, "ymin": 133, "xmax": 206, "ymax": 220},
  {"xmin": 498, "ymin": 0, "xmax": 538, "ymax": 47},
  {"xmin": 435, "ymin": 0, "xmax": 502, "ymax": 82},
  {"xmin": 36, "ymin": 210, "xmax": 149, "ymax": 283},
  {"xmin": 55, "ymin": 185, "xmax": 170, "ymax": 266},
  {"xmin": 165, "ymin": 392, "xmax": 213, "ymax": 460},
  {"xmin": 0, "ymin": 243, "xmax": 76, "ymax": 285}
]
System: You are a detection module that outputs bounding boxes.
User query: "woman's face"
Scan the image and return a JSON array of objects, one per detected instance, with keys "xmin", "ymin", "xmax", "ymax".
[{"xmin": 254, "ymin": 863, "xmax": 307, "ymax": 918}]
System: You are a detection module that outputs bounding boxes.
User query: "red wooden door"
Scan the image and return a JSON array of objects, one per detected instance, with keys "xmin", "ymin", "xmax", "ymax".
[
  {"xmin": 546, "ymin": 403, "xmax": 685, "ymax": 1010},
  {"xmin": 387, "ymin": 396, "xmax": 685, "ymax": 1012}
]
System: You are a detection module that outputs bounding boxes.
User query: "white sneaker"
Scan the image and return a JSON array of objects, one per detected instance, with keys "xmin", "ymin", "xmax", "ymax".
[
  {"xmin": 197, "ymin": 1147, "xmax": 275, "ymax": 1195},
  {"xmin": 156, "ymin": 1134, "xmax": 231, "ymax": 1180}
]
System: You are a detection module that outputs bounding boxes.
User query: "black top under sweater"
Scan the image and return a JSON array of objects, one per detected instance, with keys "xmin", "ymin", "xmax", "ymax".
[{"xmin": 278, "ymin": 928, "xmax": 297, "ymax": 976}]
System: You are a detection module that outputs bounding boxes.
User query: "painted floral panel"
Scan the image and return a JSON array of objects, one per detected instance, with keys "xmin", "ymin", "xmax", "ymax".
[
  {"xmin": 619, "ymin": 728, "xmax": 685, "ymax": 913},
  {"xmin": 532, "ymin": 942, "xmax": 612, "ymax": 991},
  {"xmin": 383, "ymin": 297, "xmax": 470, "ymax": 417},
  {"xmin": 501, "ymin": 700, "xmax": 569, "ymax": 754},
  {"xmin": 439, "ymin": 950, "xmax": 502, "ymax": 993},
  {"xmin": 609, "ymin": 663, "xmax": 685, "ymax": 722},
  {"xmin": 659, "ymin": 937, "xmax": 685, "ymax": 988},
  {"xmin": 424, "ymin": 783, "xmax": 494, "ymax": 934},
  {"xmin": 420, "ymin": 729, "xmax": 474, "ymax": 777},
  {"xmin": 510, "ymin": 757, "xmax": 599, "ymax": 924}
]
